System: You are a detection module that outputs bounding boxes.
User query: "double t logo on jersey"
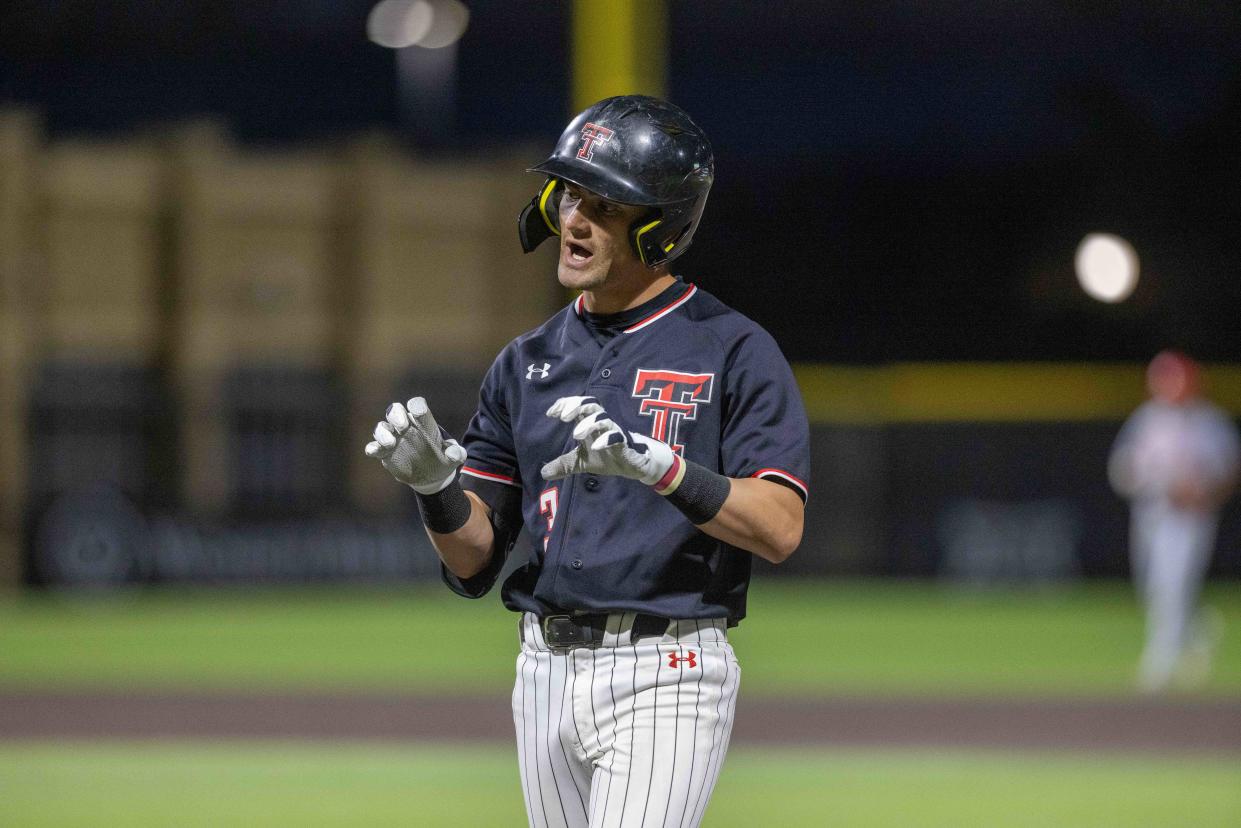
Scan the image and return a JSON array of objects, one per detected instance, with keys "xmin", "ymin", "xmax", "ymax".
[{"xmin": 631, "ymin": 369, "xmax": 714, "ymax": 455}]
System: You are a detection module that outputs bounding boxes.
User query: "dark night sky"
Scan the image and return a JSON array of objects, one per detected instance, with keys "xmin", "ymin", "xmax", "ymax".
[{"xmin": 2, "ymin": 0, "xmax": 1238, "ymax": 362}]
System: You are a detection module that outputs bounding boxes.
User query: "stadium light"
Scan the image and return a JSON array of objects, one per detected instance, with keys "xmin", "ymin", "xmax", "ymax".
[
  {"xmin": 367, "ymin": 0, "xmax": 469, "ymax": 49},
  {"xmin": 1075, "ymin": 233, "xmax": 1139, "ymax": 303},
  {"xmin": 418, "ymin": 0, "xmax": 470, "ymax": 48},
  {"xmin": 367, "ymin": 0, "xmax": 434, "ymax": 49}
]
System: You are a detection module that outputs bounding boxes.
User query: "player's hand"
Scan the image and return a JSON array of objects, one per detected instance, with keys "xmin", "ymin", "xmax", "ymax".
[
  {"xmin": 540, "ymin": 396, "xmax": 675, "ymax": 485},
  {"xmin": 365, "ymin": 397, "xmax": 467, "ymax": 494}
]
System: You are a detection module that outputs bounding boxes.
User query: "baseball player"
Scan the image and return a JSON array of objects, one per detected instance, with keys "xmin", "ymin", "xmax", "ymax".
[
  {"xmin": 1109, "ymin": 350, "xmax": 1239, "ymax": 692},
  {"xmin": 366, "ymin": 95, "xmax": 809, "ymax": 827}
]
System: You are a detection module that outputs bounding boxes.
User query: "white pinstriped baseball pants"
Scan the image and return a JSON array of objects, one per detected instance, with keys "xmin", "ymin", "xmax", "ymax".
[{"xmin": 513, "ymin": 612, "xmax": 740, "ymax": 828}]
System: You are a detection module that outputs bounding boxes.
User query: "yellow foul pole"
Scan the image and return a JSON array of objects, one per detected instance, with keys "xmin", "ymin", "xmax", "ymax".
[{"xmin": 571, "ymin": 0, "xmax": 667, "ymax": 111}]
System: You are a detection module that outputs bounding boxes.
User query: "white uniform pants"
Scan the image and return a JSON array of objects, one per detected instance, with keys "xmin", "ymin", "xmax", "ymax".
[
  {"xmin": 513, "ymin": 612, "xmax": 740, "ymax": 828},
  {"xmin": 1131, "ymin": 503, "xmax": 1219, "ymax": 688}
]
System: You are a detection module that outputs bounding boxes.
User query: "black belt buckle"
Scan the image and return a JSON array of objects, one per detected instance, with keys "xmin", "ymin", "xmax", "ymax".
[{"xmin": 541, "ymin": 614, "xmax": 598, "ymax": 650}]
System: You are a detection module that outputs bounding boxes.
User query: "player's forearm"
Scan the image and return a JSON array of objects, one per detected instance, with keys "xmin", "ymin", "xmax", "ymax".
[
  {"xmin": 424, "ymin": 490, "xmax": 497, "ymax": 580},
  {"xmin": 692, "ymin": 477, "xmax": 804, "ymax": 564}
]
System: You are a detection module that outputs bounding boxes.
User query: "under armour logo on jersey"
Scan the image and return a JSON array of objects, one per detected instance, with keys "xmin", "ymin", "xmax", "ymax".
[
  {"xmin": 576, "ymin": 122, "xmax": 614, "ymax": 162},
  {"xmin": 527, "ymin": 362, "xmax": 551, "ymax": 380},
  {"xmin": 668, "ymin": 650, "xmax": 697, "ymax": 668},
  {"xmin": 632, "ymin": 369, "xmax": 715, "ymax": 455}
]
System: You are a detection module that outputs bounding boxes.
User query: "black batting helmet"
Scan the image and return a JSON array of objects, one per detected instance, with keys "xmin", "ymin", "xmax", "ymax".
[{"xmin": 518, "ymin": 95, "xmax": 714, "ymax": 268}]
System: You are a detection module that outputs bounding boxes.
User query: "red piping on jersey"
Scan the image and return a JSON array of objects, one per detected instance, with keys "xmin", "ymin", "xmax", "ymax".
[
  {"xmin": 460, "ymin": 466, "xmax": 521, "ymax": 488},
  {"xmin": 751, "ymin": 468, "xmax": 808, "ymax": 500},
  {"xmin": 571, "ymin": 284, "xmax": 697, "ymax": 333},
  {"xmin": 624, "ymin": 284, "xmax": 697, "ymax": 333}
]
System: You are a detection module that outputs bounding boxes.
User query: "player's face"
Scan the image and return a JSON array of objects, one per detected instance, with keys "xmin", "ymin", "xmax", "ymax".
[
  {"xmin": 556, "ymin": 184, "xmax": 648, "ymax": 290},
  {"xmin": 1147, "ymin": 353, "xmax": 1199, "ymax": 404}
]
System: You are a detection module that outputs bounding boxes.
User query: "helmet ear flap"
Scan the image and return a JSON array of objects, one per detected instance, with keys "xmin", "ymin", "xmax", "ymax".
[
  {"xmin": 631, "ymin": 213, "xmax": 665, "ymax": 268},
  {"xmin": 518, "ymin": 178, "xmax": 562, "ymax": 253},
  {"xmin": 631, "ymin": 210, "xmax": 695, "ymax": 268}
]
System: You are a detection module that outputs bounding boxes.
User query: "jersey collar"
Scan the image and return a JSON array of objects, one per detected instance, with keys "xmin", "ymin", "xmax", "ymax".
[{"xmin": 573, "ymin": 281, "xmax": 698, "ymax": 334}]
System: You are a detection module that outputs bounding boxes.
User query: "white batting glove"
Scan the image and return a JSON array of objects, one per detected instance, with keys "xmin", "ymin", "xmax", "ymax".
[
  {"xmin": 364, "ymin": 397, "xmax": 467, "ymax": 495},
  {"xmin": 540, "ymin": 396, "xmax": 675, "ymax": 485}
]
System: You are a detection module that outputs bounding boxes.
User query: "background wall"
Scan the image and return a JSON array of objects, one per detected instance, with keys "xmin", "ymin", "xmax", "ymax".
[
  {"xmin": 3, "ymin": 124, "xmax": 1239, "ymax": 586},
  {"xmin": 0, "ymin": 119, "xmax": 564, "ymax": 585}
]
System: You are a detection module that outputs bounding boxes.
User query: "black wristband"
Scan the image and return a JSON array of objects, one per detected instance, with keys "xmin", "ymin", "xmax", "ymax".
[
  {"xmin": 416, "ymin": 479, "xmax": 472, "ymax": 534},
  {"xmin": 664, "ymin": 459, "xmax": 731, "ymax": 525}
]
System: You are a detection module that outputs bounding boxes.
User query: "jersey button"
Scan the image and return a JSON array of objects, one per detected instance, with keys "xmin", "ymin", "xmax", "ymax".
[
  {"xmin": 584, "ymin": 477, "xmax": 600, "ymax": 491},
  {"xmin": 571, "ymin": 559, "xmax": 583, "ymax": 570},
  {"xmin": 601, "ymin": 368, "xmax": 611, "ymax": 378}
]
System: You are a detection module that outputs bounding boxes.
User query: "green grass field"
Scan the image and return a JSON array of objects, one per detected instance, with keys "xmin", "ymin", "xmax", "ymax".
[
  {"xmin": 1, "ymin": 743, "xmax": 1238, "ymax": 827},
  {"xmin": 3, "ymin": 579, "xmax": 1240, "ymax": 826},
  {"xmin": 1, "ymin": 579, "xmax": 1240, "ymax": 696}
]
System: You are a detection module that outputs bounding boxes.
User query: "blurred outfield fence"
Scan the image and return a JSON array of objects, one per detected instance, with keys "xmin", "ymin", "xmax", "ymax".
[{"xmin": 2, "ymin": 110, "xmax": 1239, "ymax": 588}]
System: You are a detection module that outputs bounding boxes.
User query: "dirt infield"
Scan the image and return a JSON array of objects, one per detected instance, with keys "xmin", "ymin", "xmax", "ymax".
[{"xmin": 2, "ymin": 692, "xmax": 1238, "ymax": 754}]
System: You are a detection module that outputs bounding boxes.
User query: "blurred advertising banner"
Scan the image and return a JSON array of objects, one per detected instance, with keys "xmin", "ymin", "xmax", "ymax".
[
  {"xmin": 33, "ymin": 487, "xmax": 440, "ymax": 586},
  {"xmin": 24, "ymin": 417, "xmax": 1241, "ymax": 587}
]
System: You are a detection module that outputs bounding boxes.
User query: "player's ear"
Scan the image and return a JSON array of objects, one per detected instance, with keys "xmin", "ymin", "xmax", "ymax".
[{"xmin": 518, "ymin": 177, "xmax": 562, "ymax": 253}]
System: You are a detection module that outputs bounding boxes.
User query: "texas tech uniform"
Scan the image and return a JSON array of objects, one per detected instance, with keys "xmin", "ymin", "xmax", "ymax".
[
  {"xmin": 365, "ymin": 95, "xmax": 811, "ymax": 828},
  {"xmin": 448, "ymin": 278, "xmax": 809, "ymax": 828}
]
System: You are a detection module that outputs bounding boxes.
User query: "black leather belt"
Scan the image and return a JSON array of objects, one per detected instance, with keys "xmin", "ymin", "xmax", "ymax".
[{"xmin": 539, "ymin": 612, "xmax": 670, "ymax": 650}]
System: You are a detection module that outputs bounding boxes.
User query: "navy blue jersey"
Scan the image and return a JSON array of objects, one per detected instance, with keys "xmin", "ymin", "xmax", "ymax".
[{"xmin": 444, "ymin": 279, "xmax": 810, "ymax": 624}]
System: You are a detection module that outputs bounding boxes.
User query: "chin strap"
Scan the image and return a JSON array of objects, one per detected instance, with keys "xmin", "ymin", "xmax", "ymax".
[{"xmin": 517, "ymin": 178, "xmax": 561, "ymax": 253}]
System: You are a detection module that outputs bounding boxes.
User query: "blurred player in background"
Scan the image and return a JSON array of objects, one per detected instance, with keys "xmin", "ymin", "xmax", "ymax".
[{"xmin": 1109, "ymin": 350, "xmax": 1240, "ymax": 692}]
